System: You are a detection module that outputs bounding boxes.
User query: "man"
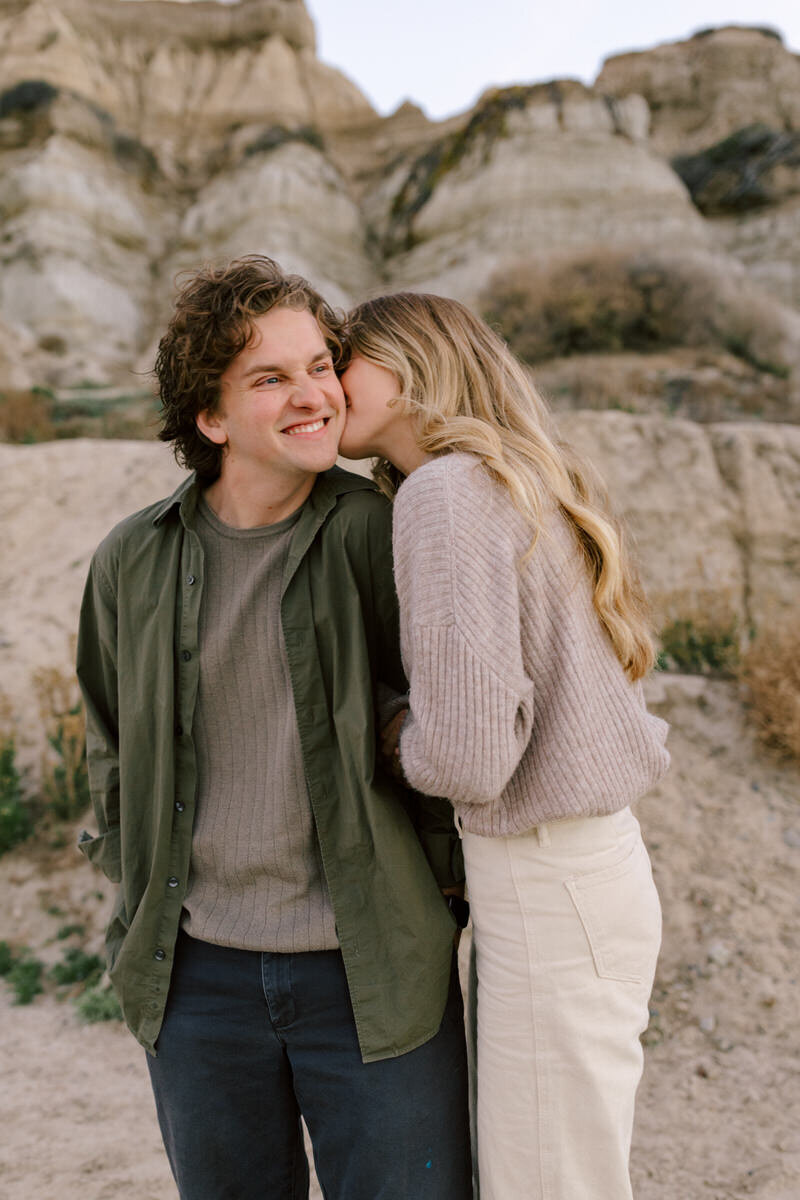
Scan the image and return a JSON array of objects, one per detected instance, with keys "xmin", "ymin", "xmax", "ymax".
[{"xmin": 77, "ymin": 256, "xmax": 471, "ymax": 1199}]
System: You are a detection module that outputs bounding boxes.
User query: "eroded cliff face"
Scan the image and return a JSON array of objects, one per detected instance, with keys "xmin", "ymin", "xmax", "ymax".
[
  {"xmin": 598, "ymin": 27, "xmax": 800, "ymax": 312},
  {"xmin": 4, "ymin": 420, "xmax": 799, "ymax": 764},
  {"xmin": 0, "ymin": 0, "xmax": 371, "ymax": 168},
  {"xmin": 0, "ymin": 0, "xmax": 377, "ymax": 381},
  {"xmin": 1, "ymin": 5, "xmax": 800, "ymax": 386},
  {"xmin": 596, "ymin": 26, "xmax": 800, "ymax": 158},
  {"xmin": 360, "ymin": 82, "xmax": 714, "ymax": 301}
]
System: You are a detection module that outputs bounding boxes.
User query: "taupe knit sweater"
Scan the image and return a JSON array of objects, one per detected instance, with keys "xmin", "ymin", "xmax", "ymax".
[{"xmin": 394, "ymin": 453, "xmax": 670, "ymax": 837}]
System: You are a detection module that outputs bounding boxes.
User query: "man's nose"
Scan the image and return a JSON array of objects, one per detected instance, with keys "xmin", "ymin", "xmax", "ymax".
[{"xmin": 290, "ymin": 373, "xmax": 326, "ymax": 407}]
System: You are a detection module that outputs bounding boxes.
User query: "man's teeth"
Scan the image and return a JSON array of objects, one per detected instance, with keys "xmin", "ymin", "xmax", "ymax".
[{"xmin": 285, "ymin": 419, "xmax": 326, "ymax": 435}]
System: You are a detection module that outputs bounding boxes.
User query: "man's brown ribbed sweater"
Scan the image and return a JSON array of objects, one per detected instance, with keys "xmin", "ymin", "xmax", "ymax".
[{"xmin": 182, "ymin": 498, "xmax": 338, "ymax": 952}]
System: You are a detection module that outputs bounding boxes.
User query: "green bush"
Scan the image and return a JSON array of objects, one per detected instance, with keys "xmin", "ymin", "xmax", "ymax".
[
  {"xmin": 8, "ymin": 955, "xmax": 44, "ymax": 1005},
  {"xmin": 0, "ymin": 737, "xmax": 34, "ymax": 856},
  {"xmin": 49, "ymin": 947, "xmax": 104, "ymax": 988},
  {"xmin": 0, "ymin": 940, "xmax": 15, "ymax": 976},
  {"xmin": 56, "ymin": 923, "xmax": 86, "ymax": 940},
  {"xmin": 75, "ymin": 985, "xmax": 122, "ymax": 1024},
  {"xmin": 658, "ymin": 618, "xmax": 740, "ymax": 677}
]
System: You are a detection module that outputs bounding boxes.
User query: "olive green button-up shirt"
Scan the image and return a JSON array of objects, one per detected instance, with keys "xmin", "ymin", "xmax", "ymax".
[{"xmin": 77, "ymin": 467, "xmax": 463, "ymax": 1061}]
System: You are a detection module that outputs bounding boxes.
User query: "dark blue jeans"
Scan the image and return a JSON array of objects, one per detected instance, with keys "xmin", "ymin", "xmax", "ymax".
[{"xmin": 147, "ymin": 932, "xmax": 472, "ymax": 1200}]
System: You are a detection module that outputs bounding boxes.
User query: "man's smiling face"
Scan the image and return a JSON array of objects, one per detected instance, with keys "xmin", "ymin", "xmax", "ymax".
[{"xmin": 198, "ymin": 305, "xmax": 345, "ymax": 487}]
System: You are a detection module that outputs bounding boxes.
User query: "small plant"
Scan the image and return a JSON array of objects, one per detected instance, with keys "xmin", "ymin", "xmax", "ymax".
[
  {"xmin": 741, "ymin": 620, "xmax": 800, "ymax": 760},
  {"xmin": 75, "ymin": 984, "xmax": 123, "ymax": 1024},
  {"xmin": 56, "ymin": 923, "xmax": 86, "ymax": 940},
  {"xmin": 0, "ymin": 940, "xmax": 15, "ymax": 975},
  {"xmin": 49, "ymin": 946, "xmax": 105, "ymax": 988},
  {"xmin": 0, "ymin": 735, "xmax": 34, "ymax": 856},
  {"xmin": 658, "ymin": 617, "xmax": 739, "ymax": 677},
  {"xmin": 7, "ymin": 955, "xmax": 44, "ymax": 1005}
]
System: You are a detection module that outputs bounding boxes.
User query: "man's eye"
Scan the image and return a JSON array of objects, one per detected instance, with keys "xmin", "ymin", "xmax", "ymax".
[
  {"xmin": 255, "ymin": 376, "xmax": 280, "ymax": 387},
  {"xmin": 312, "ymin": 363, "xmax": 331, "ymax": 375}
]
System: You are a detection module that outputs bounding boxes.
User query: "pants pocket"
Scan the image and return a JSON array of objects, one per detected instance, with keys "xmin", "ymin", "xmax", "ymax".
[{"xmin": 564, "ymin": 838, "xmax": 662, "ymax": 985}]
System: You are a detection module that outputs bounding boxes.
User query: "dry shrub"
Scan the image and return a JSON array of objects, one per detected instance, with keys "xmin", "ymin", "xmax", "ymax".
[
  {"xmin": 741, "ymin": 621, "xmax": 800, "ymax": 760},
  {"xmin": 32, "ymin": 665, "xmax": 89, "ymax": 820},
  {"xmin": 480, "ymin": 250, "xmax": 791, "ymax": 376},
  {"xmin": 0, "ymin": 693, "xmax": 14, "ymax": 736},
  {"xmin": 0, "ymin": 389, "xmax": 55, "ymax": 442}
]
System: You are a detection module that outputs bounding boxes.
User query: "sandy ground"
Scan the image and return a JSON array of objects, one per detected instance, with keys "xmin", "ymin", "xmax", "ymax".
[{"xmin": 2, "ymin": 674, "xmax": 799, "ymax": 1199}]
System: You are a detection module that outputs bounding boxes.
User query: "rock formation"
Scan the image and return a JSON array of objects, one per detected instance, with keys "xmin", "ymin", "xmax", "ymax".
[
  {"xmin": 596, "ymin": 26, "xmax": 800, "ymax": 158},
  {"xmin": 3, "ymin": 418, "xmax": 799, "ymax": 767},
  {"xmin": 558, "ymin": 412, "xmax": 800, "ymax": 632},
  {"xmin": 0, "ymin": 0, "xmax": 371, "ymax": 168},
  {"xmin": 361, "ymin": 81, "xmax": 712, "ymax": 302},
  {"xmin": 598, "ymin": 27, "xmax": 800, "ymax": 311},
  {"xmin": 0, "ymin": 0, "xmax": 377, "ymax": 381},
  {"xmin": 0, "ymin": 6, "xmax": 799, "ymax": 754},
  {"xmin": 2, "ymin": 3, "xmax": 800, "ymax": 385}
]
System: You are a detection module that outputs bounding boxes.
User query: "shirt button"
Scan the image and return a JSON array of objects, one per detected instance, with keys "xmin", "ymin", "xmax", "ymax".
[
  {"xmin": 175, "ymin": 800, "xmax": 185, "ymax": 813},
  {"xmin": 181, "ymin": 650, "xmax": 192, "ymax": 662},
  {"xmin": 186, "ymin": 574, "xmax": 196, "ymax": 585},
  {"xmin": 167, "ymin": 877, "xmax": 179, "ymax": 888},
  {"xmin": 154, "ymin": 948, "xmax": 166, "ymax": 961}
]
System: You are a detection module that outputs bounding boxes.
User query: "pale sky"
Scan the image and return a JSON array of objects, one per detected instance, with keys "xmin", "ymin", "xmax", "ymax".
[{"xmin": 307, "ymin": 0, "xmax": 800, "ymax": 120}]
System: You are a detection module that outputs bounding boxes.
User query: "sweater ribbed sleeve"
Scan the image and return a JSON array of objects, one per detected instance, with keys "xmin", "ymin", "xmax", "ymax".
[
  {"xmin": 393, "ymin": 456, "xmax": 535, "ymax": 805},
  {"xmin": 392, "ymin": 453, "xmax": 670, "ymax": 836}
]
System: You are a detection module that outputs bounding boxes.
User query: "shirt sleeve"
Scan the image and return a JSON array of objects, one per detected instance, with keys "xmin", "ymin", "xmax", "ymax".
[
  {"xmin": 76, "ymin": 552, "xmax": 122, "ymax": 882},
  {"xmin": 394, "ymin": 458, "xmax": 535, "ymax": 807}
]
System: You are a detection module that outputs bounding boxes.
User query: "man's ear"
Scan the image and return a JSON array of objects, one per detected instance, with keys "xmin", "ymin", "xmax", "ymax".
[{"xmin": 196, "ymin": 406, "xmax": 227, "ymax": 446}]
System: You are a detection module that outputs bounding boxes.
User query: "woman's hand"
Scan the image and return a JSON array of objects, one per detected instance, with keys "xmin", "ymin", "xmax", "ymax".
[{"xmin": 380, "ymin": 708, "xmax": 408, "ymax": 781}]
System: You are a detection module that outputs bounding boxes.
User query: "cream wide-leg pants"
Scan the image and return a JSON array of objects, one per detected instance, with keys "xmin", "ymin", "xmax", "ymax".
[{"xmin": 462, "ymin": 806, "xmax": 661, "ymax": 1200}]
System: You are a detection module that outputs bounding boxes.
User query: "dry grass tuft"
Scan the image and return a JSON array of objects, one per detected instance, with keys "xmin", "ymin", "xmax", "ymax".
[
  {"xmin": 0, "ymin": 389, "xmax": 55, "ymax": 442},
  {"xmin": 741, "ymin": 620, "xmax": 800, "ymax": 760},
  {"xmin": 32, "ymin": 664, "xmax": 89, "ymax": 820}
]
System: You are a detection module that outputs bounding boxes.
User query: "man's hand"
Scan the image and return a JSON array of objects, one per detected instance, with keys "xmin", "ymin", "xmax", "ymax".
[
  {"xmin": 441, "ymin": 885, "xmax": 468, "ymax": 949},
  {"xmin": 380, "ymin": 708, "xmax": 408, "ymax": 781}
]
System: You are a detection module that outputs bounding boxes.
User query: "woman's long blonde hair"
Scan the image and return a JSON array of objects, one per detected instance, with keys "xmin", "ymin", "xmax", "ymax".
[{"xmin": 346, "ymin": 292, "xmax": 655, "ymax": 680}]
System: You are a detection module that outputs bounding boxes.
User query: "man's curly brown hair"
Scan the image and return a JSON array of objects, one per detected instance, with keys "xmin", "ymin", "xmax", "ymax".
[{"xmin": 156, "ymin": 255, "xmax": 345, "ymax": 482}]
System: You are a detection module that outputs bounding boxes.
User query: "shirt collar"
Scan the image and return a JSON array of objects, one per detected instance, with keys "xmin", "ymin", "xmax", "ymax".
[
  {"xmin": 151, "ymin": 474, "xmax": 200, "ymax": 527},
  {"xmin": 150, "ymin": 465, "xmax": 374, "ymax": 530}
]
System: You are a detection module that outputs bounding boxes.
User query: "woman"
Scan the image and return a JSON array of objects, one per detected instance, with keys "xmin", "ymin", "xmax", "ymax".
[{"xmin": 338, "ymin": 292, "xmax": 669, "ymax": 1200}]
